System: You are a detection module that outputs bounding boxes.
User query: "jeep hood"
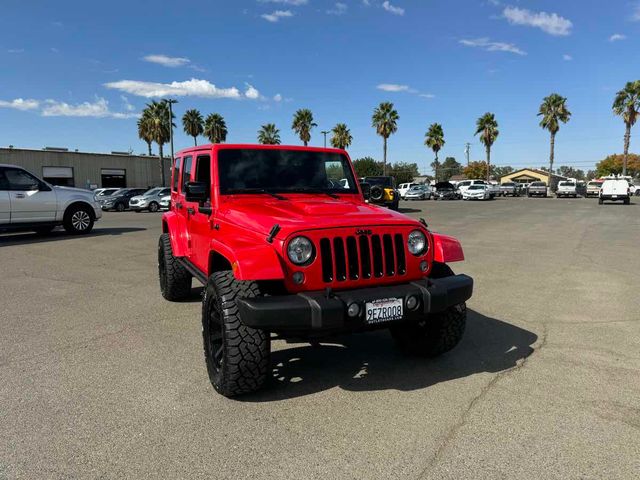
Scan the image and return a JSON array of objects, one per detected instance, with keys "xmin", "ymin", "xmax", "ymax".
[{"xmin": 218, "ymin": 196, "xmax": 416, "ymax": 236}]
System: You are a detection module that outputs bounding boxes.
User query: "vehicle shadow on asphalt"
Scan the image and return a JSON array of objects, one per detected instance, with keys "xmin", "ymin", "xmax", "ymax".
[
  {"xmin": 397, "ymin": 207, "xmax": 423, "ymax": 213},
  {"xmin": 241, "ymin": 310, "xmax": 537, "ymax": 401},
  {"xmin": 0, "ymin": 227, "xmax": 146, "ymax": 246}
]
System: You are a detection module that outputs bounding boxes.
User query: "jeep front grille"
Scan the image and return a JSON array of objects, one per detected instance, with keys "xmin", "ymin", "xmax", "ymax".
[{"xmin": 319, "ymin": 234, "xmax": 406, "ymax": 283}]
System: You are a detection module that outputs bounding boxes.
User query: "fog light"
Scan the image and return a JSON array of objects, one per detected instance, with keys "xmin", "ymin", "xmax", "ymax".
[
  {"xmin": 406, "ymin": 295, "xmax": 419, "ymax": 310},
  {"xmin": 347, "ymin": 302, "xmax": 360, "ymax": 318},
  {"xmin": 292, "ymin": 271, "xmax": 305, "ymax": 285},
  {"xmin": 420, "ymin": 261, "xmax": 428, "ymax": 272}
]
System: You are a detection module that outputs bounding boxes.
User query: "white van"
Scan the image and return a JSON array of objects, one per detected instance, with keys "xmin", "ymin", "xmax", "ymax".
[{"xmin": 599, "ymin": 179, "xmax": 630, "ymax": 205}]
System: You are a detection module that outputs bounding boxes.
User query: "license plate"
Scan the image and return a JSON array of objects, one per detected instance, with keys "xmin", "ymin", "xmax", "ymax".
[{"xmin": 365, "ymin": 298, "xmax": 403, "ymax": 324}]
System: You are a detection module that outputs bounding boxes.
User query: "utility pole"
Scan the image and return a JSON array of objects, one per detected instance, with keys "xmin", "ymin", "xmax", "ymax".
[
  {"xmin": 464, "ymin": 143, "xmax": 471, "ymax": 166},
  {"xmin": 165, "ymin": 98, "xmax": 178, "ymax": 187},
  {"xmin": 321, "ymin": 130, "xmax": 330, "ymax": 148}
]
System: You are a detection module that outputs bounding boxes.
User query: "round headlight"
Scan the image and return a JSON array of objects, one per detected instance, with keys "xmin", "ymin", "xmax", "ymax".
[
  {"xmin": 287, "ymin": 236, "xmax": 315, "ymax": 265},
  {"xmin": 407, "ymin": 230, "xmax": 427, "ymax": 256}
]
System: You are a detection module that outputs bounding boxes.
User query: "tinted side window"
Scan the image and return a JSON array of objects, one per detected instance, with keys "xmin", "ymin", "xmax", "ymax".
[
  {"xmin": 181, "ymin": 156, "xmax": 192, "ymax": 192},
  {"xmin": 172, "ymin": 157, "xmax": 181, "ymax": 192},
  {"xmin": 5, "ymin": 168, "xmax": 41, "ymax": 191},
  {"xmin": 0, "ymin": 168, "xmax": 8, "ymax": 190}
]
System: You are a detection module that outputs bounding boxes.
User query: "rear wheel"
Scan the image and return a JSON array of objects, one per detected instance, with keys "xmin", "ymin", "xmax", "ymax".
[
  {"xmin": 63, "ymin": 204, "xmax": 94, "ymax": 234},
  {"xmin": 115, "ymin": 202, "xmax": 125, "ymax": 212},
  {"xmin": 149, "ymin": 201, "xmax": 159, "ymax": 212},
  {"xmin": 202, "ymin": 271, "xmax": 270, "ymax": 397},
  {"xmin": 158, "ymin": 233, "xmax": 191, "ymax": 301}
]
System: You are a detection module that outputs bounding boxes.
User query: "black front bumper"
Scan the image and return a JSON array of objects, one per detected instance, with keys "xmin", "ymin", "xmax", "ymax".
[{"xmin": 237, "ymin": 275, "xmax": 473, "ymax": 334}]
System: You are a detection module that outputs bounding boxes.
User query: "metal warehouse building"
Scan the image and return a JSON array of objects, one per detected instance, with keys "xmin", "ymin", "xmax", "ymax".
[{"xmin": 0, "ymin": 147, "xmax": 170, "ymax": 189}]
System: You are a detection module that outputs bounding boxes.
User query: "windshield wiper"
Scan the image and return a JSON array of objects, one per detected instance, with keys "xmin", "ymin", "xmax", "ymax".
[
  {"xmin": 280, "ymin": 187, "xmax": 339, "ymax": 199},
  {"xmin": 225, "ymin": 188, "xmax": 286, "ymax": 200}
]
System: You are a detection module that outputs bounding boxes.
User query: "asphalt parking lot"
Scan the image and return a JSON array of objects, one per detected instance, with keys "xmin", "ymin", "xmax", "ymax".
[{"xmin": 1, "ymin": 197, "xmax": 639, "ymax": 479}]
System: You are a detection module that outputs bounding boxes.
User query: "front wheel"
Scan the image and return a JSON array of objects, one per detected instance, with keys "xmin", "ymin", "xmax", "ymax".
[
  {"xmin": 115, "ymin": 203, "xmax": 125, "ymax": 212},
  {"xmin": 148, "ymin": 201, "xmax": 159, "ymax": 213},
  {"xmin": 63, "ymin": 204, "xmax": 94, "ymax": 234},
  {"xmin": 202, "ymin": 271, "xmax": 270, "ymax": 397},
  {"xmin": 158, "ymin": 233, "xmax": 191, "ymax": 301}
]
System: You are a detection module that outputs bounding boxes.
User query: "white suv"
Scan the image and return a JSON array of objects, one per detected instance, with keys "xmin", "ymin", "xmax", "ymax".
[{"xmin": 0, "ymin": 164, "xmax": 102, "ymax": 234}]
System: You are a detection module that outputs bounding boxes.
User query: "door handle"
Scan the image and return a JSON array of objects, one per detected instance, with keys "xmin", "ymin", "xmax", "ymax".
[
  {"xmin": 14, "ymin": 193, "xmax": 25, "ymax": 199},
  {"xmin": 187, "ymin": 207, "xmax": 195, "ymax": 215}
]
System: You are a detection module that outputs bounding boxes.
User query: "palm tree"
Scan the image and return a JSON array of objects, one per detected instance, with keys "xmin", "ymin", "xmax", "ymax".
[
  {"xmin": 145, "ymin": 100, "xmax": 174, "ymax": 186},
  {"xmin": 371, "ymin": 102, "xmax": 399, "ymax": 175},
  {"xmin": 257, "ymin": 123, "xmax": 281, "ymax": 145},
  {"xmin": 182, "ymin": 109, "xmax": 204, "ymax": 146},
  {"xmin": 612, "ymin": 80, "xmax": 640, "ymax": 176},
  {"xmin": 137, "ymin": 109, "xmax": 154, "ymax": 156},
  {"xmin": 538, "ymin": 94, "xmax": 571, "ymax": 189},
  {"xmin": 291, "ymin": 109, "xmax": 316, "ymax": 146},
  {"xmin": 204, "ymin": 113, "xmax": 228, "ymax": 144},
  {"xmin": 330, "ymin": 123, "xmax": 352, "ymax": 149},
  {"xmin": 424, "ymin": 123, "xmax": 445, "ymax": 181},
  {"xmin": 474, "ymin": 113, "xmax": 499, "ymax": 181}
]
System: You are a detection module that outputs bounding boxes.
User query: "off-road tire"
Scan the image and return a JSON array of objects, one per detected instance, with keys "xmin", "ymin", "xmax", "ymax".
[
  {"xmin": 63, "ymin": 204, "xmax": 94, "ymax": 234},
  {"xmin": 149, "ymin": 201, "xmax": 159, "ymax": 212},
  {"xmin": 158, "ymin": 233, "xmax": 191, "ymax": 301},
  {"xmin": 202, "ymin": 271, "xmax": 270, "ymax": 397}
]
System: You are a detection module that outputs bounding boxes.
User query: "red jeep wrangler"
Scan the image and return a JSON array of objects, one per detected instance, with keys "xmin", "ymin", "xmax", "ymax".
[{"xmin": 159, "ymin": 144, "xmax": 473, "ymax": 397}]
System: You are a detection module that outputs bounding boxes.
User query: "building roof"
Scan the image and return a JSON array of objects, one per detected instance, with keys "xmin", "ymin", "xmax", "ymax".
[{"xmin": 500, "ymin": 167, "xmax": 568, "ymax": 181}]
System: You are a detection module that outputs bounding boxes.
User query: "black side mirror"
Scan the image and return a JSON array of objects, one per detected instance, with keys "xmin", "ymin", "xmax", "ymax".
[
  {"xmin": 185, "ymin": 181, "xmax": 208, "ymax": 203},
  {"xmin": 359, "ymin": 181, "xmax": 371, "ymax": 200}
]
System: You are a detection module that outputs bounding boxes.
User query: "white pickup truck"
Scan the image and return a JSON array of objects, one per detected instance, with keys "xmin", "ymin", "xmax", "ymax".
[
  {"xmin": 0, "ymin": 164, "xmax": 102, "ymax": 234},
  {"xmin": 599, "ymin": 178, "xmax": 630, "ymax": 205}
]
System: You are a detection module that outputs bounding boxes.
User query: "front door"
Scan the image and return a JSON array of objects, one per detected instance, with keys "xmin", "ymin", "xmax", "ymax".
[
  {"xmin": 186, "ymin": 154, "xmax": 213, "ymax": 272},
  {"xmin": 0, "ymin": 168, "xmax": 11, "ymax": 224},
  {"xmin": 4, "ymin": 167, "xmax": 57, "ymax": 223}
]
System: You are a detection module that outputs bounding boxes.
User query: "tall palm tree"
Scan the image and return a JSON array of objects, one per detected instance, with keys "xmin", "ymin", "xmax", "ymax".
[
  {"xmin": 330, "ymin": 123, "xmax": 352, "ymax": 149},
  {"xmin": 371, "ymin": 102, "xmax": 399, "ymax": 175},
  {"xmin": 474, "ymin": 112, "xmax": 499, "ymax": 181},
  {"xmin": 182, "ymin": 109, "xmax": 204, "ymax": 146},
  {"xmin": 137, "ymin": 109, "xmax": 154, "ymax": 156},
  {"xmin": 204, "ymin": 113, "xmax": 228, "ymax": 144},
  {"xmin": 538, "ymin": 94, "xmax": 571, "ymax": 188},
  {"xmin": 257, "ymin": 123, "xmax": 281, "ymax": 145},
  {"xmin": 424, "ymin": 123, "xmax": 445, "ymax": 181},
  {"xmin": 291, "ymin": 109, "xmax": 316, "ymax": 146},
  {"xmin": 612, "ymin": 80, "xmax": 640, "ymax": 176},
  {"xmin": 146, "ymin": 100, "xmax": 174, "ymax": 186}
]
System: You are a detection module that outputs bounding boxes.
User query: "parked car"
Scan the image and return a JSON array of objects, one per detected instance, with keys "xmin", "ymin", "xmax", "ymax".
[
  {"xmin": 0, "ymin": 164, "xmax": 101, "ymax": 234},
  {"xmin": 585, "ymin": 181, "xmax": 603, "ymax": 197},
  {"xmin": 129, "ymin": 187, "xmax": 171, "ymax": 212},
  {"xmin": 93, "ymin": 188, "xmax": 120, "ymax": 200},
  {"xmin": 98, "ymin": 188, "xmax": 147, "ymax": 211},
  {"xmin": 599, "ymin": 178, "xmax": 630, "ymax": 205},
  {"xmin": 462, "ymin": 184, "xmax": 491, "ymax": 200},
  {"xmin": 398, "ymin": 182, "xmax": 420, "ymax": 199},
  {"xmin": 404, "ymin": 184, "xmax": 432, "ymax": 200},
  {"xmin": 360, "ymin": 176, "xmax": 399, "ymax": 210},
  {"xmin": 499, "ymin": 182, "xmax": 520, "ymax": 197},
  {"xmin": 527, "ymin": 181, "xmax": 548, "ymax": 197},
  {"xmin": 158, "ymin": 144, "xmax": 473, "ymax": 397},
  {"xmin": 159, "ymin": 194, "xmax": 171, "ymax": 210},
  {"xmin": 433, "ymin": 181, "xmax": 458, "ymax": 200},
  {"xmin": 556, "ymin": 181, "xmax": 578, "ymax": 198}
]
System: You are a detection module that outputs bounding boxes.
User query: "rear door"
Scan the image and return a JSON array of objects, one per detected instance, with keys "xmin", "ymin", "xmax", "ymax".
[
  {"xmin": 186, "ymin": 153, "xmax": 213, "ymax": 272},
  {"xmin": 4, "ymin": 167, "xmax": 57, "ymax": 223},
  {"xmin": 0, "ymin": 168, "xmax": 10, "ymax": 224}
]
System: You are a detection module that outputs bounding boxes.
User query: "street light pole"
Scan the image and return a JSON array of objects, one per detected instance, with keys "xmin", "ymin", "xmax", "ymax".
[
  {"xmin": 464, "ymin": 142, "xmax": 471, "ymax": 166},
  {"xmin": 165, "ymin": 98, "xmax": 178, "ymax": 187},
  {"xmin": 321, "ymin": 130, "xmax": 330, "ymax": 148}
]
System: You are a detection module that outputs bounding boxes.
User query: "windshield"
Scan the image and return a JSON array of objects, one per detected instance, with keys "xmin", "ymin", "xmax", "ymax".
[
  {"xmin": 469, "ymin": 185, "xmax": 485, "ymax": 190},
  {"xmin": 144, "ymin": 188, "xmax": 161, "ymax": 196},
  {"xmin": 588, "ymin": 182, "xmax": 603, "ymax": 187},
  {"xmin": 559, "ymin": 182, "xmax": 575, "ymax": 187},
  {"xmin": 97, "ymin": 189, "xmax": 118, "ymax": 196},
  {"xmin": 218, "ymin": 149, "xmax": 358, "ymax": 194}
]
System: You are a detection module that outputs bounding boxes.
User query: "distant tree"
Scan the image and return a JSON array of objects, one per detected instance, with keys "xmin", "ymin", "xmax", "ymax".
[
  {"xmin": 371, "ymin": 102, "xmax": 399, "ymax": 175},
  {"xmin": 586, "ymin": 170, "xmax": 597, "ymax": 180},
  {"xmin": 291, "ymin": 108, "xmax": 316, "ymax": 146},
  {"xmin": 257, "ymin": 123, "xmax": 281, "ymax": 145},
  {"xmin": 204, "ymin": 113, "xmax": 228, "ymax": 144},
  {"xmin": 424, "ymin": 123, "xmax": 445, "ymax": 181},
  {"xmin": 538, "ymin": 93, "xmax": 571, "ymax": 189},
  {"xmin": 137, "ymin": 113, "xmax": 154, "ymax": 156},
  {"xmin": 436, "ymin": 156, "xmax": 462, "ymax": 181},
  {"xmin": 556, "ymin": 165, "xmax": 585, "ymax": 180},
  {"xmin": 353, "ymin": 157, "xmax": 383, "ymax": 177},
  {"xmin": 595, "ymin": 153, "xmax": 640, "ymax": 178},
  {"xmin": 144, "ymin": 100, "xmax": 175, "ymax": 186},
  {"xmin": 463, "ymin": 161, "xmax": 489, "ymax": 180},
  {"xmin": 330, "ymin": 123, "xmax": 353, "ymax": 149},
  {"xmin": 492, "ymin": 165, "xmax": 514, "ymax": 179},
  {"xmin": 182, "ymin": 109, "xmax": 204, "ymax": 146},
  {"xmin": 474, "ymin": 113, "xmax": 499, "ymax": 181},
  {"xmin": 388, "ymin": 162, "xmax": 420, "ymax": 184},
  {"xmin": 612, "ymin": 80, "xmax": 640, "ymax": 176}
]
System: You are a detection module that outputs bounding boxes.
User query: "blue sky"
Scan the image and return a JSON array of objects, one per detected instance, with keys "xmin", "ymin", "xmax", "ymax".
[{"xmin": 1, "ymin": 0, "xmax": 639, "ymax": 174}]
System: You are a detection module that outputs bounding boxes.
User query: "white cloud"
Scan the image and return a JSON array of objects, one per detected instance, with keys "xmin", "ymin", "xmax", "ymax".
[
  {"xmin": 273, "ymin": 93, "xmax": 283, "ymax": 102},
  {"xmin": 0, "ymin": 98, "xmax": 40, "ymax": 111},
  {"xmin": 7, "ymin": 48, "xmax": 24, "ymax": 54},
  {"xmin": 143, "ymin": 54, "xmax": 191, "ymax": 67},
  {"xmin": 104, "ymin": 78, "xmax": 261, "ymax": 100},
  {"xmin": 459, "ymin": 37, "xmax": 526, "ymax": 55},
  {"xmin": 382, "ymin": 1, "xmax": 404, "ymax": 15},
  {"xmin": 503, "ymin": 6, "xmax": 572, "ymax": 36},
  {"xmin": 120, "ymin": 95, "xmax": 135, "ymax": 112},
  {"xmin": 327, "ymin": 2, "xmax": 347, "ymax": 15},
  {"xmin": 419, "ymin": 93, "xmax": 436, "ymax": 99},
  {"xmin": 609, "ymin": 33, "xmax": 626, "ymax": 42},
  {"xmin": 261, "ymin": 10, "xmax": 293, "ymax": 22},
  {"xmin": 562, "ymin": 54, "xmax": 572, "ymax": 61},
  {"xmin": 362, "ymin": 0, "xmax": 370, "ymax": 5},
  {"xmin": 376, "ymin": 84, "xmax": 434, "ymax": 99},
  {"xmin": 632, "ymin": 3, "xmax": 640, "ymax": 21},
  {"xmin": 41, "ymin": 97, "xmax": 138, "ymax": 118},
  {"xmin": 257, "ymin": 0, "xmax": 307, "ymax": 4}
]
